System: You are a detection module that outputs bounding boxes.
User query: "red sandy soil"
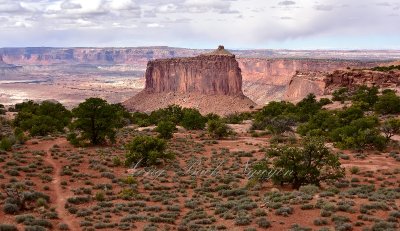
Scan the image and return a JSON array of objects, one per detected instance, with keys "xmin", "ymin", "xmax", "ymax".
[
  {"xmin": 1, "ymin": 129, "xmax": 399, "ymax": 231},
  {"xmin": 29, "ymin": 139, "xmax": 80, "ymax": 230}
]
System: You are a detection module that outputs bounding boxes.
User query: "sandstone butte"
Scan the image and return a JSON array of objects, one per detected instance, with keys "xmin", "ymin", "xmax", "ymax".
[{"xmin": 123, "ymin": 46, "xmax": 256, "ymax": 115}]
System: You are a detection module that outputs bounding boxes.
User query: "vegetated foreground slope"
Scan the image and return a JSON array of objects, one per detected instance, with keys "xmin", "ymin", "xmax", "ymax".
[
  {"xmin": 2, "ymin": 87, "xmax": 400, "ymax": 230},
  {"xmin": 1, "ymin": 128, "xmax": 399, "ymax": 230}
]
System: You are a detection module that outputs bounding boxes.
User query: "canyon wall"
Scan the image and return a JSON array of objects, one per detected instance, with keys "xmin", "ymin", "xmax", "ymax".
[
  {"xmin": 324, "ymin": 69, "xmax": 400, "ymax": 93},
  {"xmin": 0, "ymin": 47, "xmax": 205, "ymax": 66},
  {"xmin": 144, "ymin": 55, "xmax": 242, "ymax": 96},
  {"xmin": 1, "ymin": 48, "xmax": 399, "ymax": 66},
  {"xmin": 238, "ymin": 59, "xmax": 380, "ymax": 104}
]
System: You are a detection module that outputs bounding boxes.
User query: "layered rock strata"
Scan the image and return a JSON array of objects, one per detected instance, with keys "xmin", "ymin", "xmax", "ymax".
[{"xmin": 124, "ymin": 46, "xmax": 256, "ymax": 115}]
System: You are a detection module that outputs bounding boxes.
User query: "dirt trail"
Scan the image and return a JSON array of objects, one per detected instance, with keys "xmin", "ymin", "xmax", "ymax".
[{"xmin": 31, "ymin": 138, "xmax": 80, "ymax": 231}]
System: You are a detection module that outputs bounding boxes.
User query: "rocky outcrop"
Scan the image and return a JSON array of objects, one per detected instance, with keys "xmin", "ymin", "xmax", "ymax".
[
  {"xmin": 124, "ymin": 46, "xmax": 256, "ymax": 115},
  {"xmin": 324, "ymin": 69, "xmax": 400, "ymax": 94},
  {"xmin": 144, "ymin": 52, "xmax": 242, "ymax": 96},
  {"xmin": 0, "ymin": 55, "xmax": 21, "ymax": 75},
  {"xmin": 285, "ymin": 72, "xmax": 326, "ymax": 102},
  {"xmin": 238, "ymin": 59, "xmax": 381, "ymax": 104}
]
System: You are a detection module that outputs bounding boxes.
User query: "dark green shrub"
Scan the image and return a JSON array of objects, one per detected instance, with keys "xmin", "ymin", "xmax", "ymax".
[
  {"xmin": 332, "ymin": 88, "xmax": 350, "ymax": 102},
  {"xmin": 180, "ymin": 108, "xmax": 206, "ymax": 130},
  {"xmin": 14, "ymin": 100, "xmax": 71, "ymax": 136},
  {"xmin": 0, "ymin": 224, "xmax": 18, "ymax": 231},
  {"xmin": 207, "ymin": 119, "xmax": 233, "ymax": 139},
  {"xmin": 264, "ymin": 137, "xmax": 344, "ymax": 189},
  {"xmin": 256, "ymin": 217, "xmax": 271, "ymax": 228},
  {"xmin": 0, "ymin": 138, "xmax": 13, "ymax": 151},
  {"xmin": 155, "ymin": 121, "xmax": 176, "ymax": 139},
  {"xmin": 375, "ymin": 91, "xmax": 400, "ymax": 115},
  {"xmin": 3, "ymin": 203, "xmax": 19, "ymax": 214},
  {"xmin": 125, "ymin": 135, "xmax": 174, "ymax": 166},
  {"xmin": 313, "ymin": 218, "xmax": 328, "ymax": 226}
]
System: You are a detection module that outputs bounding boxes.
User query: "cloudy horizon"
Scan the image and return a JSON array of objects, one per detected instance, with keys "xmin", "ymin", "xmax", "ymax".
[{"xmin": 0, "ymin": 0, "xmax": 399, "ymax": 49}]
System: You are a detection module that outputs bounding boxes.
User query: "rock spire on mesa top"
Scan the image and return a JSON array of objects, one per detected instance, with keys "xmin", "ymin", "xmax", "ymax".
[{"xmin": 201, "ymin": 45, "xmax": 234, "ymax": 57}]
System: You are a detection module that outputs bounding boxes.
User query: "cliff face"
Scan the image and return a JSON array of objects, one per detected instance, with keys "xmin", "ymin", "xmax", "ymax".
[
  {"xmin": 124, "ymin": 46, "xmax": 256, "ymax": 115},
  {"xmin": 144, "ymin": 55, "xmax": 243, "ymax": 96},
  {"xmin": 0, "ymin": 47, "xmax": 205, "ymax": 66},
  {"xmin": 324, "ymin": 69, "xmax": 400, "ymax": 93},
  {"xmin": 0, "ymin": 55, "xmax": 20, "ymax": 75},
  {"xmin": 238, "ymin": 59, "xmax": 380, "ymax": 103},
  {"xmin": 284, "ymin": 72, "xmax": 326, "ymax": 102}
]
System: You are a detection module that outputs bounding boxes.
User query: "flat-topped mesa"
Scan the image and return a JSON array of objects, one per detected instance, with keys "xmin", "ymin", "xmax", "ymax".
[
  {"xmin": 144, "ymin": 45, "xmax": 243, "ymax": 96},
  {"xmin": 124, "ymin": 46, "xmax": 256, "ymax": 115}
]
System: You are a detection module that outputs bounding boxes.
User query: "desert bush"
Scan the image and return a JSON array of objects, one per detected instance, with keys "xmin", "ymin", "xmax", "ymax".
[
  {"xmin": 261, "ymin": 137, "xmax": 344, "ymax": 189},
  {"xmin": 149, "ymin": 105, "xmax": 183, "ymax": 125},
  {"xmin": 207, "ymin": 119, "xmax": 233, "ymax": 139},
  {"xmin": 380, "ymin": 118, "xmax": 400, "ymax": 141},
  {"xmin": 125, "ymin": 135, "xmax": 174, "ymax": 166},
  {"xmin": 332, "ymin": 87, "xmax": 350, "ymax": 102},
  {"xmin": 275, "ymin": 206, "xmax": 293, "ymax": 216},
  {"xmin": 375, "ymin": 91, "xmax": 400, "ymax": 115},
  {"xmin": 330, "ymin": 116, "xmax": 386, "ymax": 151},
  {"xmin": 313, "ymin": 218, "xmax": 328, "ymax": 226},
  {"xmin": 256, "ymin": 217, "xmax": 271, "ymax": 228},
  {"xmin": 95, "ymin": 191, "xmax": 105, "ymax": 201},
  {"xmin": 289, "ymin": 224, "xmax": 312, "ymax": 231},
  {"xmin": 14, "ymin": 100, "xmax": 71, "ymax": 136},
  {"xmin": 351, "ymin": 85, "xmax": 378, "ymax": 109},
  {"xmin": 223, "ymin": 112, "xmax": 252, "ymax": 124},
  {"xmin": 58, "ymin": 223, "xmax": 70, "ymax": 230},
  {"xmin": 300, "ymin": 204, "xmax": 314, "ymax": 210},
  {"xmin": 3, "ymin": 203, "xmax": 19, "ymax": 214},
  {"xmin": 0, "ymin": 137, "xmax": 13, "ymax": 151},
  {"xmin": 235, "ymin": 214, "xmax": 251, "ymax": 226},
  {"xmin": 25, "ymin": 226, "xmax": 47, "ymax": 231},
  {"xmin": 15, "ymin": 214, "xmax": 35, "ymax": 223},
  {"xmin": 350, "ymin": 166, "xmax": 360, "ymax": 174},
  {"xmin": 299, "ymin": 185, "xmax": 320, "ymax": 195},
  {"xmin": 67, "ymin": 196, "xmax": 90, "ymax": 204},
  {"xmin": 0, "ymin": 224, "xmax": 18, "ymax": 231},
  {"xmin": 180, "ymin": 108, "xmax": 206, "ymax": 130},
  {"xmin": 371, "ymin": 221, "xmax": 398, "ymax": 231},
  {"xmin": 155, "ymin": 121, "xmax": 176, "ymax": 139}
]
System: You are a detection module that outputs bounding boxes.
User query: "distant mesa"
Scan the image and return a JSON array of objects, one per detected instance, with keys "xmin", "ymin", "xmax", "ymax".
[
  {"xmin": 123, "ymin": 46, "xmax": 256, "ymax": 115},
  {"xmin": 0, "ymin": 55, "xmax": 19, "ymax": 72}
]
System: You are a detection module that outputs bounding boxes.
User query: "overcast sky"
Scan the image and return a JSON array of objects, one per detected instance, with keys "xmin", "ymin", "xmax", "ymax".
[{"xmin": 0, "ymin": 0, "xmax": 399, "ymax": 49}]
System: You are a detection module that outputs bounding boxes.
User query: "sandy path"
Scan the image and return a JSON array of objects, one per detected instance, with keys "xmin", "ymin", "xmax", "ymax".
[{"xmin": 32, "ymin": 138, "xmax": 80, "ymax": 231}]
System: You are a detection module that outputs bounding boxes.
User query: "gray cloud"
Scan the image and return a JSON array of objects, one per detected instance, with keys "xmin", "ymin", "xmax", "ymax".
[
  {"xmin": 314, "ymin": 4, "xmax": 334, "ymax": 11},
  {"xmin": 0, "ymin": 2, "xmax": 25, "ymax": 13},
  {"xmin": 0, "ymin": 0, "xmax": 399, "ymax": 49},
  {"xmin": 61, "ymin": 1, "xmax": 82, "ymax": 10},
  {"xmin": 278, "ymin": 1, "xmax": 296, "ymax": 6}
]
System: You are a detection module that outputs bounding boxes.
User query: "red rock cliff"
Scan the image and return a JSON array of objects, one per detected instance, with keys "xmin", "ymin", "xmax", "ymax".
[
  {"xmin": 144, "ymin": 54, "xmax": 243, "ymax": 96},
  {"xmin": 324, "ymin": 69, "xmax": 400, "ymax": 93},
  {"xmin": 124, "ymin": 46, "xmax": 256, "ymax": 115},
  {"xmin": 238, "ymin": 59, "xmax": 381, "ymax": 103}
]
